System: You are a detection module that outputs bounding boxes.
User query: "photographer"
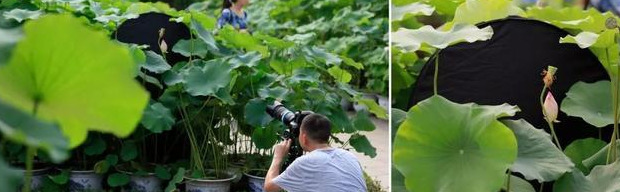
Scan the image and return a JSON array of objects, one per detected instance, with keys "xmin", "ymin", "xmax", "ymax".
[{"xmin": 263, "ymin": 114, "xmax": 367, "ymax": 192}]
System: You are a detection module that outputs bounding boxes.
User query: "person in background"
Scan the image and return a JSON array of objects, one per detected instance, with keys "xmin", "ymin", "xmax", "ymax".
[
  {"xmin": 583, "ymin": 0, "xmax": 620, "ymax": 15},
  {"xmin": 217, "ymin": 0, "xmax": 250, "ymax": 32}
]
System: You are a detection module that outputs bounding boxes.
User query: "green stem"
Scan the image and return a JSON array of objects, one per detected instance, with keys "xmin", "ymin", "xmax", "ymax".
[
  {"xmin": 539, "ymin": 183, "xmax": 544, "ymax": 192},
  {"xmin": 433, "ymin": 51, "xmax": 441, "ymax": 95},
  {"xmin": 506, "ymin": 173, "xmax": 511, "ymax": 192},
  {"xmin": 22, "ymin": 146, "xmax": 35, "ymax": 192}
]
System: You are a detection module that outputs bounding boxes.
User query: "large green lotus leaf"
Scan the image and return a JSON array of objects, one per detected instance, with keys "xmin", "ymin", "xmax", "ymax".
[
  {"xmin": 143, "ymin": 51, "xmax": 171, "ymax": 74},
  {"xmin": 391, "ymin": 2, "xmax": 434, "ymax": 21},
  {"xmin": 564, "ymin": 138, "xmax": 607, "ymax": 174},
  {"xmin": 393, "ymin": 95, "xmax": 518, "ymax": 192},
  {"xmin": 0, "ymin": 14, "xmax": 149, "ymax": 147},
  {"xmin": 452, "ymin": 0, "xmax": 524, "ymax": 25},
  {"xmin": 526, "ymin": 6, "xmax": 618, "ymax": 32},
  {"xmin": 184, "ymin": 59, "xmax": 233, "ymax": 97},
  {"xmin": 561, "ymin": 81, "xmax": 615, "ymax": 128},
  {"xmin": 0, "ymin": 99, "xmax": 68, "ymax": 162},
  {"xmin": 502, "ymin": 175, "xmax": 536, "ymax": 192},
  {"xmin": 582, "ymin": 139, "xmax": 620, "ymax": 171},
  {"xmin": 503, "ymin": 119, "xmax": 574, "ymax": 182},
  {"xmin": 171, "ymin": 39, "xmax": 209, "ymax": 59},
  {"xmin": 244, "ymin": 98, "xmax": 273, "ymax": 127},
  {"xmin": 302, "ymin": 46, "xmax": 342, "ymax": 66},
  {"xmin": 0, "ymin": 157, "xmax": 21, "ymax": 192},
  {"xmin": 349, "ymin": 134, "xmax": 376, "ymax": 158},
  {"xmin": 229, "ymin": 51, "xmax": 262, "ymax": 68},
  {"xmin": 392, "ymin": 24, "xmax": 493, "ymax": 51},
  {"xmin": 251, "ymin": 124, "xmax": 278, "ymax": 150},
  {"xmin": 393, "ymin": 0, "xmax": 462, "ymax": 17},
  {"xmin": 190, "ymin": 20, "xmax": 219, "ymax": 53},
  {"xmin": 553, "ymin": 161, "xmax": 620, "ymax": 192},
  {"xmin": 141, "ymin": 102, "xmax": 175, "ymax": 133},
  {"xmin": 351, "ymin": 110, "xmax": 375, "ymax": 132}
]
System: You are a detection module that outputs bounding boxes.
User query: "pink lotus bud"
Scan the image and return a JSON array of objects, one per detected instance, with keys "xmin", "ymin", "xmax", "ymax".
[
  {"xmin": 544, "ymin": 92, "xmax": 559, "ymax": 123},
  {"xmin": 160, "ymin": 40, "xmax": 168, "ymax": 54}
]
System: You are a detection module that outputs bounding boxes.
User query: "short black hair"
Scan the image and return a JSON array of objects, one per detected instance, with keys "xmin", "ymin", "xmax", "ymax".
[{"xmin": 300, "ymin": 114, "xmax": 331, "ymax": 143}]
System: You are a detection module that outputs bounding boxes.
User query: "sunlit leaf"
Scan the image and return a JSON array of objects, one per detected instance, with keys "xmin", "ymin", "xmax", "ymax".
[
  {"xmin": 0, "ymin": 14, "xmax": 149, "ymax": 147},
  {"xmin": 391, "ymin": 2, "xmax": 434, "ymax": 21},
  {"xmin": 452, "ymin": 0, "xmax": 524, "ymax": 25},
  {"xmin": 327, "ymin": 66, "xmax": 353, "ymax": 83},
  {"xmin": 392, "ymin": 24, "xmax": 493, "ymax": 51}
]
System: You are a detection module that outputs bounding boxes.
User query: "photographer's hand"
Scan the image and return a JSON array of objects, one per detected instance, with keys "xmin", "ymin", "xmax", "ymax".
[
  {"xmin": 264, "ymin": 139, "xmax": 291, "ymax": 192},
  {"xmin": 273, "ymin": 139, "xmax": 291, "ymax": 162}
]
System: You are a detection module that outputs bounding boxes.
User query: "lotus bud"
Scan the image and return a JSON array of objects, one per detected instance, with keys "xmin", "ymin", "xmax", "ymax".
[
  {"xmin": 160, "ymin": 40, "xmax": 168, "ymax": 54},
  {"xmin": 544, "ymin": 92, "xmax": 559, "ymax": 123},
  {"xmin": 543, "ymin": 66, "xmax": 558, "ymax": 88}
]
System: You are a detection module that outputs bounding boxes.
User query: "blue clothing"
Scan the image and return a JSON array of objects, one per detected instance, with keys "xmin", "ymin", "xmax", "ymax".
[
  {"xmin": 591, "ymin": 0, "xmax": 620, "ymax": 15},
  {"xmin": 272, "ymin": 148, "xmax": 367, "ymax": 192},
  {"xmin": 217, "ymin": 8, "xmax": 248, "ymax": 30}
]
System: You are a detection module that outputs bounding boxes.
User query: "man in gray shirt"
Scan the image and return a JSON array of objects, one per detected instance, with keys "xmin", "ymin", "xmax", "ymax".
[{"xmin": 264, "ymin": 113, "xmax": 367, "ymax": 192}]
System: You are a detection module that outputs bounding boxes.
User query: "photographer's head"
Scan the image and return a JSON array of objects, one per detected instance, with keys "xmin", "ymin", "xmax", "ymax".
[{"xmin": 299, "ymin": 114, "xmax": 331, "ymax": 151}]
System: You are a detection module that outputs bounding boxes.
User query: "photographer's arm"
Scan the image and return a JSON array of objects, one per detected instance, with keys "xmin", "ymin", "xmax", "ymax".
[{"xmin": 264, "ymin": 139, "xmax": 291, "ymax": 192}]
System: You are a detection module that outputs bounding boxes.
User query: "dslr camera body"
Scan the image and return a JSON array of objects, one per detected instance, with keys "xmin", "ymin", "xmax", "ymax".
[{"xmin": 266, "ymin": 101, "xmax": 313, "ymax": 171}]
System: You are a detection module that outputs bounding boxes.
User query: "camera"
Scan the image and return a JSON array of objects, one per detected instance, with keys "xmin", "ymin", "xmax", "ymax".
[{"xmin": 266, "ymin": 101, "xmax": 313, "ymax": 170}]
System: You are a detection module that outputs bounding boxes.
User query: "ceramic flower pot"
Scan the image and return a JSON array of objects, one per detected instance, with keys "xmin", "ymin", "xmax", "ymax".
[
  {"xmin": 244, "ymin": 169, "xmax": 266, "ymax": 192},
  {"xmin": 184, "ymin": 170, "xmax": 236, "ymax": 192},
  {"xmin": 17, "ymin": 165, "xmax": 50, "ymax": 191},
  {"xmin": 68, "ymin": 170, "xmax": 103, "ymax": 192}
]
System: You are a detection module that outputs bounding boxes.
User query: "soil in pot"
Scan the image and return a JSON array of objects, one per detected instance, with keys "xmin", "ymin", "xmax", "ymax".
[
  {"xmin": 184, "ymin": 170, "xmax": 236, "ymax": 192},
  {"xmin": 244, "ymin": 169, "xmax": 266, "ymax": 192},
  {"xmin": 117, "ymin": 163, "xmax": 162, "ymax": 192}
]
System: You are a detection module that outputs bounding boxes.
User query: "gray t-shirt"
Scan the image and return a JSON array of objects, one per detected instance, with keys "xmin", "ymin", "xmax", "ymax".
[{"xmin": 273, "ymin": 148, "xmax": 367, "ymax": 192}]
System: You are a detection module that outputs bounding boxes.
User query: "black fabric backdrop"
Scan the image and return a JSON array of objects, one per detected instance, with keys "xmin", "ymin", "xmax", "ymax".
[{"xmin": 409, "ymin": 17, "xmax": 613, "ymax": 191}]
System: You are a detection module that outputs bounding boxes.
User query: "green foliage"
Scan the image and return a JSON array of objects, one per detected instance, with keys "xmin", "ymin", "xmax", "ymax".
[
  {"xmin": 141, "ymin": 102, "xmax": 176, "ymax": 133},
  {"xmin": 0, "ymin": 100, "xmax": 69, "ymax": 163},
  {"xmin": 504, "ymin": 119, "xmax": 574, "ymax": 182},
  {"xmin": 0, "ymin": 14, "xmax": 149, "ymax": 147},
  {"xmin": 107, "ymin": 173, "xmax": 130, "ymax": 187},
  {"xmin": 564, "ymin": 138, "xmax": 608, "ymax": 174},
  {"xmin": 561, "ymin": 81, "xmax": 616, "ymax": 128},
  {"xmin": 393, "ymin": 95, "xmax": 518, "ymax": 192}
]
